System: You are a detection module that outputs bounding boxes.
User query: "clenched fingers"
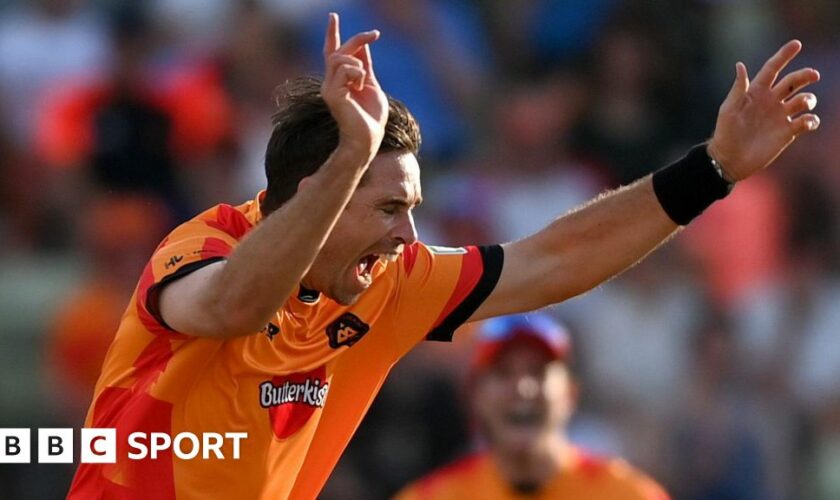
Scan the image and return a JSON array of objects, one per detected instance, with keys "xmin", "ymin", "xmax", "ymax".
[
  {"xmin": 326, "ymin": 54, "xmax": 363, "ymax": 80},
  {"xmin": 325, "ymin": 55, "xmax": 366, "ymax": 92},
  {"xmin": 334, "ymin": 64, "xmax": 367, "ymax": 92}
]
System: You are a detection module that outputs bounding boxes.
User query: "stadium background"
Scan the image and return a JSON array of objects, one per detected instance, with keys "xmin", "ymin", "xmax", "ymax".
[{"xmin": 0, "ymin": 0, "xmax": 838, "ymax": 498}]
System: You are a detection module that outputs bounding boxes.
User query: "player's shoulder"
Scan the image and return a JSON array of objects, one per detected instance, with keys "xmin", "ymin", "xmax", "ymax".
[
  {"xmin": 393, "ymin": 452, "xmax": 490, "ymax": 500},
  {"xmin": 425, "ymin": 451, "xmax": 489, "ymax": 479},
  {"xmin": 193, "ymin": 200, "xmax": 255, "ymax": 239},
  {"xmin": 570, "ymin": 447, "xmax": 670, "ymax": 499},
  {"xmin": 166, "ymin": 198, "xmax": 257, "ymax": 243},
  {"xmin": 393, "ymin": 241, "xmax": 475, "ymax": 275}
]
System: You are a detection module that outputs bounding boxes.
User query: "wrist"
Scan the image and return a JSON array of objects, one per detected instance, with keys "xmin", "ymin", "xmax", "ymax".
[
  {"xmin": 652, "ymin": 144, "xmax": 735, "ymax": 225},
  {"xmin": 336, "ymin": 133, "xmax": 379, "ymax": 164},
  {"xmin": 706, "ymin": 141, "xmax": 738, "ymax": 183},
  {"xmin": 332, "ymin": 140, "xmax": 376, "ymax": 171}
]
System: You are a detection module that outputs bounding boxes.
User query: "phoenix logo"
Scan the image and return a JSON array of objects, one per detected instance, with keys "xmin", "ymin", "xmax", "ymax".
[{"xmin": 326, "ymin": 313, "xmax": 370, "ymax": 348}]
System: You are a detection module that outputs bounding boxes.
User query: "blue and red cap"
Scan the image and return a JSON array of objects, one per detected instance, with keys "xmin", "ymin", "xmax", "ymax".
[{"xmin": 472, "ymin": 313, "xmax": 572, "ymax": 372}]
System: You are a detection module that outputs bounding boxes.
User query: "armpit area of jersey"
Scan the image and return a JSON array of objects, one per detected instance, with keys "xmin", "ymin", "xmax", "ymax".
[{"xmin": 145, "ymin": 256, "xmax": 226, "ymax": 331}]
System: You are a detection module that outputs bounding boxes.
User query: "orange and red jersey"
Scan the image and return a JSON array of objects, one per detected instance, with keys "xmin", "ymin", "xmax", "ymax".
[
  {"xmin": 67, "ymin": 191, "xmax": 502, "ymax": 500},
  {"xmin": 394, "ymin": 449, "xmax": 669, "ymax": 500}
]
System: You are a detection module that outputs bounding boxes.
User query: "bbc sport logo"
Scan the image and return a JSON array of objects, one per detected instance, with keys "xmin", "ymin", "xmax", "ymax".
[{"xmin": 0, "ymin": 429, "xmax": 248, "ymax": 463}]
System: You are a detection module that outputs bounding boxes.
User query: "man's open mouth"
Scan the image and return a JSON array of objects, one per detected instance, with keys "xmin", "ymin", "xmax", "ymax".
[
  {"xmin": 355, "ymin": 250, "xmax": 401, "ymax": 284},
  {"xmin": 356, "ymin": 254, "xmax": 379, "ymax": 278},
  {"xmin": 504, "ymin": 407, "xmax": 543, "ymax": 428}
]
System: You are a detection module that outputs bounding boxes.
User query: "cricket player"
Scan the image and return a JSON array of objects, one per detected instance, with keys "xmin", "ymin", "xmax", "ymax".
[
  {"xmin": 394, "ymin": 314, "xmax": 669, "ymax": 500},
  {"xmin": 68, "ymin": 12, "xmax": 820, "ymax": 500},
  {"xmin": 395, "ymin": 313, "xmax": 668, "ymax": 500}
]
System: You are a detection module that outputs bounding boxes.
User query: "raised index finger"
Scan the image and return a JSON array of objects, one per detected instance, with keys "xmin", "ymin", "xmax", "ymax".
[
  {"xmin": 753, "ymin": 40, "xmax": 802, "ymax": 88},
  {"xmin": 323, "ymin": 12, "xmax": 340, "ymax": 58}
]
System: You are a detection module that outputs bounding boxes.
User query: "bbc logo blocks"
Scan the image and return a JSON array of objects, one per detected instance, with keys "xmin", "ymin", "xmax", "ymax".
[
  {"xmin": 80, "ymin": 428, "xmax": 116, "ymax": 463},
  {"xmin": 0, "ymin": 429, "xmax": 29, "ymax": 463},
  {"xmin": 39, "ymin": 428, "xmax": 74, "ymax": 463},
  {"xmin": 0, "ymin": 428, "xmax": 80, "ymax": 464},
  {"xmin": 0, "ymin": 428, "xmax": 115, "ymax": 464}
]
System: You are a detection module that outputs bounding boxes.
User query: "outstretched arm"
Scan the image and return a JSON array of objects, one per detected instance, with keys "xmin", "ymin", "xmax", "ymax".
[
  {"xmin": 159, "ymin": 14, "xmax": 388, "ymax": 337},
  {"xmin": 471, "ymin": 40, "xmax": 820, "ymax": 320}
]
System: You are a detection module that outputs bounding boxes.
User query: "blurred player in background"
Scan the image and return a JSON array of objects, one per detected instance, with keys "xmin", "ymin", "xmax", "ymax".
[
  {"xmin": 68, "ymin": 10, "xmax": 821, "ymax": 500},
  {"xmin": 395, "ymin": 313, "xmax": 668, "ymax": 500}
]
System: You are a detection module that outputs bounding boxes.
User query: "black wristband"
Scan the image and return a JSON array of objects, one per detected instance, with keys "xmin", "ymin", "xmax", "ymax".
[{"xmin": 652, "ymin": 144, "xmax": 735, "ymax": 225}]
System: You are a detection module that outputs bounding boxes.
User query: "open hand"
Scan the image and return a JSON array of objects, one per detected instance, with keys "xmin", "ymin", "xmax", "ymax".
[
  {"xmin": 708, "ymin": 40, "xmax": 820, "ymax": 181},
  {"xmin": 321, "ymin": 13, "xmax": 388, "ymax": 163}
]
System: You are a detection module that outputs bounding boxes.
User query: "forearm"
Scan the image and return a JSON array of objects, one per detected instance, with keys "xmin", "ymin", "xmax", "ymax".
[
  {"xmin": 205, "ymin": 145, "xmax": 369, "ymax": 332},
  {"xmin": 529, "ymin": 176, "xmax": 679, "ymax": 303},
  {"xmin": 474, "ymin": 41, "xmax": 820, "ymax": 322},
  {"xmin": 160, "ymin": 18, "xmax": 392, "ymax": 337}
]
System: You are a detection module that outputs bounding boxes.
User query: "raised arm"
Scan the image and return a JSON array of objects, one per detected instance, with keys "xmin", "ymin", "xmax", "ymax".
[
  {"xmin": 471, "ymin": 40, "xmax": 820, "ymax": 320},
  {"xmin": 159, "ymin": 14, "xmax": 388, "ymax": 338}
]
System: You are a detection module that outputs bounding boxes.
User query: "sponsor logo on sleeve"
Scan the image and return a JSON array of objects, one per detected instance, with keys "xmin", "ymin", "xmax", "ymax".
[{"xmin": 164, "ymin": 255, "xmax": 184, "ymax": 269}]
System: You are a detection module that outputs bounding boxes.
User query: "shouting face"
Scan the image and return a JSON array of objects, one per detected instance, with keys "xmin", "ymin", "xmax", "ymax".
[
  {"xmin": 472, "ymin": 342, "xmax": 574, "ymax": 455},
  {"xmin": 303, "ymin": 151, "xmax": 422, "ymax": 305}
]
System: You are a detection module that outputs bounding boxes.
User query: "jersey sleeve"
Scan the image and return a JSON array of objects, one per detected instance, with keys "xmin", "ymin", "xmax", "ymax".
[
  {"xmin": 136, "ymin": 204, "xmax": 252, "ymax": 333},
  {"xmin": 388, "ymin": 242, "xmax": 503, "ymax": 354}
]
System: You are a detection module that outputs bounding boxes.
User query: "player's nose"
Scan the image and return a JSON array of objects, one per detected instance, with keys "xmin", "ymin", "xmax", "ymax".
[
  {"xmin": 391, "ymin": 211, "xmax": 418, "ymax": 247},
  {"xmin": 515, "ymin": 375, "xmax": 541, "ymax": 400}
]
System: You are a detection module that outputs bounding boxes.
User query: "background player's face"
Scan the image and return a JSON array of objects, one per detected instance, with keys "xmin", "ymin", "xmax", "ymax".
[
  {"xmin": 305, "ymin": 151, "xmax": 421, "ymax": 305},
  {"xmin": 472, "ymin": 343, "xmax": 574, "ymax": 455}
]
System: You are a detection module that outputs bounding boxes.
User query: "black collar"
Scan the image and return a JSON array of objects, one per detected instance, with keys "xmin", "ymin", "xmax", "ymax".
[{"xmin": 297, "ymin": 285, "xmax": 321, "ymax": 303}]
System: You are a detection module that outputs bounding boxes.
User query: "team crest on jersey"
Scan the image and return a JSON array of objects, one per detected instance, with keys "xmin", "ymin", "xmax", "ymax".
[
  {"xmin": 260, "ymin": 366, "xmax": 329, "ymax": 439},
  {"xmin": 326, "ymin": 313, "xmax": 370, "ymax": 348},
  {"xmin": 262, "ymin": 322, "xmax": 280, "ymax": 341}
]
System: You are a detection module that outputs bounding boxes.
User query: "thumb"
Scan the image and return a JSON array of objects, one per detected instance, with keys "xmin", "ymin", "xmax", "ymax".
[{"xmin": 729, "ymin": 62, "xmax": 749, "ymax": 99}]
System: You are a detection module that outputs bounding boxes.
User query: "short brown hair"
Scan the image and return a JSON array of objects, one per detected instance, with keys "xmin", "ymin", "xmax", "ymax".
[{"xmin": 261, "ymin": 77, "xmax": 421, "ymax": 215}]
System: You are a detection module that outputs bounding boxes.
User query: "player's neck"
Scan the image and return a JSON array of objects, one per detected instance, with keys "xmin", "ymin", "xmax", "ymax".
[{"xmin": 492, "ymin": 435, "xmax": 570, "ymax": 491}]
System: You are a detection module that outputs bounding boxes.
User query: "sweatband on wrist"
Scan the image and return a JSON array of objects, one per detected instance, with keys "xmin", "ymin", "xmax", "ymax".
[{"xmin": 652, "ymin": 144, "xmax": 735, "ymax": 225}]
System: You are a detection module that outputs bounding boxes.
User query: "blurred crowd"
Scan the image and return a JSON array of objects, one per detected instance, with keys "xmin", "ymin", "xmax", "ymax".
[{"xmin": 0, "ymin": 0, "xmax": 839, "ymax": 498}]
